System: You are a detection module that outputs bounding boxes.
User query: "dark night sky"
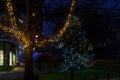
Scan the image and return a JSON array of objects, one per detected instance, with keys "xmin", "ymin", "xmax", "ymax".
[{"xmin": 0, "ymin": 0, "xmax": 120, "ymax": 43}]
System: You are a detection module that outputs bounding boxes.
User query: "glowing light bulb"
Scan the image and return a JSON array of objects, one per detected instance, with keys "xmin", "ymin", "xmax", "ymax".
[{"xmin": 35, "ymin": 35, "xmax": 39, "ymax": 38}]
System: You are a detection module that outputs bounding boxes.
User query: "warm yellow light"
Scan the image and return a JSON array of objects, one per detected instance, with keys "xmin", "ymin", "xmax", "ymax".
[
  {"xmin": 4, "ymin": 0, "xmax": 31, "ymax": 48},
  {"xmin": 37, "ymin": 0, "xmax": 76, "ymax": 46},
  {"xmin": 4, "ymin": 0, "xmax": 77, "ymax": 48},
  {"xmin": 35, "ymin": 35, "xmax": 39, "ymax": 38},
  {"xmin": 32, "ymin": 13, "xmax": 35, "ymax": 16},
  {"xmin": 5, "ymin": 0, "xmax": 17, "ymax": 28},
  {"xmin": 0, "ymin": 50, "xmax": 4, "ymax": 66},
  {"xmin": 0, "ymin": 25, "xmax": 31, "ymax": 48}
]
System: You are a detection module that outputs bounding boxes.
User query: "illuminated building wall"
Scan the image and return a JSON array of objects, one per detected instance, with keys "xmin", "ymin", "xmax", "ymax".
[{"xmin": 0, "ymin": 42, "xmax": 16, "ymax": 66}]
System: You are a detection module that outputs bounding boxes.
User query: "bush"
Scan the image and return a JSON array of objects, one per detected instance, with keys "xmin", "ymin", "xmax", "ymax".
[{"xmin": 0, "ymin": 66, "xmax": 15, "ymax": 71}]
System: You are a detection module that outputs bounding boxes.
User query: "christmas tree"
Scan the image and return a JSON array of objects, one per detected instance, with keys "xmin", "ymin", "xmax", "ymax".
[{"xmin": 56, "ymin": 16, "xmax": 94, "ymax": 72}]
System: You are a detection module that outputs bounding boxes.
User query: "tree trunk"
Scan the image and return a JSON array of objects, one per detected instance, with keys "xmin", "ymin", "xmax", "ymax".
[
  {"xmin": 70, "ymin": 69, "xmax": 74, "ymax": 80},
  {"xmin": 24, "ymin": 0, "xmax": 34, "ymax": 80},
  {"xmin": 24, "ymin": 45, "xmax": 34, "ymax": 80}
]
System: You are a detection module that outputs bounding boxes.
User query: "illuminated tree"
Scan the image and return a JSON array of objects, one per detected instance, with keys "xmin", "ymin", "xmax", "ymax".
[
  {"xmin": 0, "ymin": 0, "xmax": 76, "ymax": 80},
  {"xmin": 56, "ymin": 16, "xmax": 94, "ymax": 80}
]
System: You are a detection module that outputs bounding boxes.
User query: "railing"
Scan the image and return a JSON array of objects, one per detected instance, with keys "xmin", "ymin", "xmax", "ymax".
[
  {"xmin": 34, "ymin": 71, "xmax": 120, "ymax": 80},
  {"xmin": 78, "ymin": 72, "xmax": 120, "ymax": 80}
]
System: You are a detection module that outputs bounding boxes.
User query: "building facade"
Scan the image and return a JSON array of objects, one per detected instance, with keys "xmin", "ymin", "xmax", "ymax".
[{"xmin": 0, "ymin": 42, "xmax": 16, "ymax": 66}]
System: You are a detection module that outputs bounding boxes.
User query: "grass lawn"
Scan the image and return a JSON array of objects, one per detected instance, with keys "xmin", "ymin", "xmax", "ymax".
[
  {"xmin": 93, "ymin": 59, "xmax": 120, "ymax": 71},
  {"xmin": 0, "ymin": 66, "xmax": 15, "ymax": 71},
  {"xmin": 38, "ymin": 59, "xmax": 120, "ymax": 80},
  {"xmin": 39, "ymin": 69, "xmax": 120, "ymax": 80},
  {"xmin": 1, "ymin": 59, "xmax": 120, "ymax": 80}
]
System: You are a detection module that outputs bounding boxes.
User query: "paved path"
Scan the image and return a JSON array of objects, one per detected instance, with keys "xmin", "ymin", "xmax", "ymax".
[
  {"xmin": 0, "ymin": 66, "xmax": 55, "ymax": 80},
  {"xmin": 0, "ymin": 66, "xmax": 24, "ymax": 80}
]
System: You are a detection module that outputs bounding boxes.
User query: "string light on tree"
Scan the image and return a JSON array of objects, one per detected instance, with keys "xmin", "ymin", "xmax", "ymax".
[
  {"xmin": 60, "ymin": 40, "xmax": 94, "ymax": 80},
  {"xmin": 0, "ymin": 24, "xmax": 31, "ymax": 48},
  {"xmin": 54, "ymin": 16, "xmax": 95, "ymax": 79},
  {"xmin": 1, "ymin": 0, "xmax": 76, "ymax": 48},
  {"xmin": 6, "ymin": 0, "xmax": 17, "ymax": 28},
  {"xmin": 0, "ymin": 1, "xmax": 77, "ymax": 80},
  {"xmin": 1, "ymin": 0, "xmax": 31, "ymax": 48},
  {"xmin": 38, "ymin": 0, "xmax": 76, "ymax": 47}
]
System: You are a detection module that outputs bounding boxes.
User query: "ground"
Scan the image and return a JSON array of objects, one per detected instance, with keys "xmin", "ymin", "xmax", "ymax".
[{"xmin": 0, "ymin": 59, "xmax": 120, "ymax": 80}]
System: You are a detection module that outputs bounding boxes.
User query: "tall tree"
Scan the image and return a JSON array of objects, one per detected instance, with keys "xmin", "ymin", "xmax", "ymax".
[
  {"xmin": 24, "ymin": 0, "xmax": 33, "ymax": 79},
  {"xmin": 56, "ymin": 16, "xmax": 94, "ymax": 80},
  {"xmin": 0, "ymin": 0, "xmax": 76, "ymax": 80}
]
